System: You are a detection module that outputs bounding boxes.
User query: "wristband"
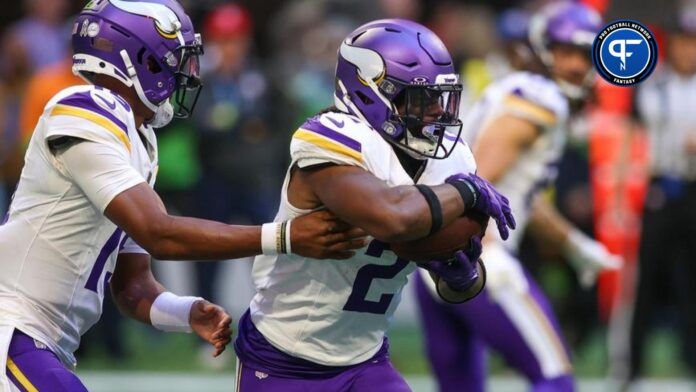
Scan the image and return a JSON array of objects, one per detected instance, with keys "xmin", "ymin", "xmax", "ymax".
[
  {"xmin": 283, "ymin": 219, "xmax": 293, "ymax": 254},
  {"xmin": 415, "ymin": 185, "xmax": 443, "ymax": 235},
  {"xmin": 150, "ymin": 292, "xmax": 201, "ymax": 333},
  {"xmin": 261, "ymin": 222, "xmax": 281, "ymax": 255},
  {"xmin": 447, "ymin": 179, "xmax": 477, "ymax": 210},
  {"xmin": 261, "ymin": 221, "xmax": 292, "ymax": 255}
]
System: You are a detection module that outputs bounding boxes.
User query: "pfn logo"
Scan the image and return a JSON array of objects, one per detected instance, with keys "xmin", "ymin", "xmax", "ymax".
[
  {"xmin": 608, "ymin": 39, "xmax": 643, "ymax": 70},
  {"xmin": 592, "ymin": 20, "xmax": 658, "ymax": 86}
]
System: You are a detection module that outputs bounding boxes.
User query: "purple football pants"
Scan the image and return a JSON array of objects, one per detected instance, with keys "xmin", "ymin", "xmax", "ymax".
[
  {"xmin": 3, "ymin": 329, "xmax": 88, "ymax": 391},
  {"xmin": 234, "ymin": 356, "xmax": 411, "ymax": 392},
  {"xmin": 415, "ymin": 268, "xmax": 574, "ymax": 392}
]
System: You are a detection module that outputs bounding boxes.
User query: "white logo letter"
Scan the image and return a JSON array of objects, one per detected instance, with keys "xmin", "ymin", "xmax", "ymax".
[{"xmin": 608, "ymin": 39, "xmax": 643, "ymax": 70}]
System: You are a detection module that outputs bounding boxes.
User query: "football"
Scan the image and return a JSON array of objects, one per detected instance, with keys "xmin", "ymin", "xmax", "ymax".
[{"xmin": 390, "ymin": 211, "xmax": 489, "ymax": 262}]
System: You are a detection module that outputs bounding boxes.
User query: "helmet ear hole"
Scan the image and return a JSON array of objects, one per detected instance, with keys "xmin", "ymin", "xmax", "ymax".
[{"xmin": 146, "ymin": 55, "xmax": 162, "ymax": 74}]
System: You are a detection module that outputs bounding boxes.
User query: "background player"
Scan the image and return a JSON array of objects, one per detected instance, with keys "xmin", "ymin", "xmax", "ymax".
[
  {"xmin": 233, "ymin": 19, "xmax": 515, "ymax": 391},
  {"xmin": 415, "ymin": 2, "xmax": 622, "ymax": 391},
  {"xmin": 0, "ymin": 1, "xmax": 366, "ymax": 390}
]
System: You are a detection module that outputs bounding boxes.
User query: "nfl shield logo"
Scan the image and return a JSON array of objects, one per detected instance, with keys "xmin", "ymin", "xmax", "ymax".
[{"xmin": 255, "ymin": 371, "xmax": 268, "ymax": 380}]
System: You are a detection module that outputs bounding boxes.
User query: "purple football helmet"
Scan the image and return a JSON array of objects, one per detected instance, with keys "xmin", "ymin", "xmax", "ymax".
[
  {"xmin": 72, "ymin": 0, "xmax": 203, "ymax": 122},
  {"xmin": 335, "ymin": 19, "xmax": 463, "ymax": 159},
  {"xmin": 528, "ymin": 2, "xmax": 602, "ymax": 99}
]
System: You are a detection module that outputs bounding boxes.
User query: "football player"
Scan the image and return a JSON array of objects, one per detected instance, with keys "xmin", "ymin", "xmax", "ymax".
[
  {"xmin": 0, "ymin": 1, "xmax": 366, "ymax": 391},
  {"xmin": 233, "ymin": 19, "xmax": 515, "ymax": 391},
  {"xmin": 414, "ymin": 3, "xmax": 622, "ymax": 391}
]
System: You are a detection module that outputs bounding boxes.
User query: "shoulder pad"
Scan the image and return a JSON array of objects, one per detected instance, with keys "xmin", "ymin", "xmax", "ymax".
[
  {"xmin": 47, "ymin": 87, "xmax": 132, "ymax": 151},
  {"xmin": 291, "ymin": 112, "xmax": 370, "ymax": 168},
  {"xmin": 500, "ymin": 73, "xmax": 568, "ymax": 127}
]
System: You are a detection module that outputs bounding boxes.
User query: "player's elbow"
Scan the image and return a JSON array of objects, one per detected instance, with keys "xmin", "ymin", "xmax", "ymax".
[
  {"xmin": 132, "ymin": 215, "xmax": 179, "ymax": 260},
  {"xmin": 369, "ymin": 208, "xmax": 421, "ymax": 243}
]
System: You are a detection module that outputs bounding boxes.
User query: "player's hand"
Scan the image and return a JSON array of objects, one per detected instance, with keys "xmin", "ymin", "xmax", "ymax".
[
  {"xmin": 419, "ymin": 236, "xmax": 483, "ymax": 292},
  {"xmin": 291, "ymin": 209, "xmax": 368, "ymax": 259},
  {"xmin": 445, "ymin": 173, "xmax": 516, "ymax": 240},
  {"xmin": 564, "ymin": 229, "xmax": 623, "ymax": 288},
  {"xmin": 189, "ymin": 300, "xmax": 232, "ymax": 357}
]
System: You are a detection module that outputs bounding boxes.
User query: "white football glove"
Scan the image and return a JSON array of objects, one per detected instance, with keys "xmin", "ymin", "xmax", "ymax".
[{"xmin": 564, "ymin": 229, "xmax": 623, "ymax": 288}]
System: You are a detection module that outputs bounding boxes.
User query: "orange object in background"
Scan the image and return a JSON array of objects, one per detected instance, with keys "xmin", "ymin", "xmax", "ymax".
[
  {"xmin": 19, "ymin": 58, "xmax": 82, "ymax": 145},
  {"xmin": 589, "ymin": 80, "xmax": 649, "ymax": 321}
]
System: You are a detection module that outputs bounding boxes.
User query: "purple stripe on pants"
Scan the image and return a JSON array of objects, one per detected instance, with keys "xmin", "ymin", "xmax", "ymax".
[
  {"xmin": 415, "ymin": 268, "xmax": 574, "ymax": 392},
  {"xmin": 6, "ymin": 330, "xmax": 87, "ymax": 391}
]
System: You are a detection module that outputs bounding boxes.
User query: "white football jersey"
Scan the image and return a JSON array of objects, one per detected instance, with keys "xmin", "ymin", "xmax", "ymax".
[
  {"xmin": 0, "ymin": 85, "xmax": 157, "ymax": 367},
  {"xmin": 461, "ymin": 72, "xmax": 569, "ymax": 250},
  {"xmin": 249, "ymin": 111, "xmax": 477, "ymax": 366}
]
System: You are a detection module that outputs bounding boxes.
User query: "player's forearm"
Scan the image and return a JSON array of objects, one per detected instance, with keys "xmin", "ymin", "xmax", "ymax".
[
  {"xmin": 104, "ymin": 184, "xmax": 264, "ymax": 261},
  {"xmin": 528, "ymin": 195, "xmax": 572, "ymax": 249},
  {"xmin": 144, "ymin": 216, "xmax": 262, "ymax": 261},
  {"xmin": 305, "ymin": 166, "xmax": 466, "ymax": 242},
  {"xmin": 111, "ymin": 255, "xmax": 165, "ymax": 324},
  {"xmin": 339, "ymin": 183, "xmax": 465, "ymax": 243},
  {"xmin": 472, "ymin": 115, "xmax": 538, "ymax": 184}
]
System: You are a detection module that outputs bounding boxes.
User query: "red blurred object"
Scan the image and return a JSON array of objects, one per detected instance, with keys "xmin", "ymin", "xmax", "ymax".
[
  {"xmin": 580, "ymin": 0, "xmax": 610, "ymax": 15},
  {"xmin": 203, "ymin": 3, "xmax": 252, "ymax": 41},
  {"xmin": 585, "ymin": 13, "xmax": 666, "ymax": 322},
  {"xmin": 589, "ymin": 105, "xmax": 649, "ymax": 321}
]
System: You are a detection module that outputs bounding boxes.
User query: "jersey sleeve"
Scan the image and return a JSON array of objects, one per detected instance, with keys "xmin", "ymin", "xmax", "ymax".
[
  {"xmin": 55, "ymin": 140, "xmax": 146, "ymax": 212},
  {"xmin": 290, "ymin": 113, "xmax": 367, "ymax": 169},
  {"xmin": 499, "ymin": 75, "xmax": 569, "ymax": 128},
  {"xmin": 119, "ymin": 236, "xmax": 149, "ymax": 255},
  {"xmin": 44, "ymin": 89, "xmax": 133, "ymax": 154}
]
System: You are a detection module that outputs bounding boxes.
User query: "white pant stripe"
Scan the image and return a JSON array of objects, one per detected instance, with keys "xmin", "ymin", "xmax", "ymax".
[{"xmin": 496, "ymin": 289, "xmax": 571, "ymax": 378}]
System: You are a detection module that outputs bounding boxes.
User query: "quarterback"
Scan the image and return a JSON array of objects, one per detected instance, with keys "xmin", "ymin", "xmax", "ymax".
[
  {"xmin": 0, "ymin": 1, "xmax": 365, "ymax": 391},
  {"xmin": 415, "ymin": 3, "xmax": 622, "ymax": 391},
  {"xmin": 233, "ymin": 20, "xmax": 515, "ymax": 391}
]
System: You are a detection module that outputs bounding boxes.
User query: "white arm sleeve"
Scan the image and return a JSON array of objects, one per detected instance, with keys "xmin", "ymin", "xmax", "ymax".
[{"xmin": 55, "ymin": 140, "xmax": 146, "ymax": 212}]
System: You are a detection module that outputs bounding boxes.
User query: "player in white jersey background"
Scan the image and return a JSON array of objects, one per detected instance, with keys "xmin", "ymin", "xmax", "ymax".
[
  {"xmin": 414, "ymin": 2, "xmax": 622, "ymax": 392},
  {"xmin": 233, "ymin": 19, "xmax": 516, "ymax": 391},
  {"xmin": 0, "ymin": 1, "xmax": 367, "ymax": 391}
]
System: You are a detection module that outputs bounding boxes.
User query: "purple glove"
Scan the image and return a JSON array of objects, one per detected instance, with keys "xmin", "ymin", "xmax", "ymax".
[
  {"xmin": 420, "ymin": 236, "xmax": 483, "ymax": 292},
  {"xmin": 445, "ymin": 173, "xmax": 516, "ymax": 240}
]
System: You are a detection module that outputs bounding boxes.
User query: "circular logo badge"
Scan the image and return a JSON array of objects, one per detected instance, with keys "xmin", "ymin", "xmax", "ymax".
[{"xmin": 592, "ymin": 20, "xmax": 658, "ymax": 86}]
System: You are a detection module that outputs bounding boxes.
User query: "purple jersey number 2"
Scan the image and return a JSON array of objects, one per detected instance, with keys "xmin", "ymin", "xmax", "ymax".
[{"xmin": 342, "ymin": 240, "xmax": 409, "ymax": 315}]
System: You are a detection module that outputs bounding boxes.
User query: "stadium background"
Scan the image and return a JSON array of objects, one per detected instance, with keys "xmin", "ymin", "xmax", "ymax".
[{"xmin": 0, "ymin": 0, "xmax": 693, "ymax": 390}]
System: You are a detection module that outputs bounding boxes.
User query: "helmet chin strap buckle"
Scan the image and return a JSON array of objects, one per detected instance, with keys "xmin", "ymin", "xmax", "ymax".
[{"xmin": 120, "ymin": 49, "xmax": 137, "ymax": 78}]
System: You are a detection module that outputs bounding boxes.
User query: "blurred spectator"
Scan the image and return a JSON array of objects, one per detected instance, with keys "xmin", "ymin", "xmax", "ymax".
[
  {"xmin": 428, "ymin": 2, "xmax": 500, "ymax": 112},
  {"xmin": 5, "ymin": 0, "xmax": 70, "ymax": 72},
  {"xmin": 0, "ymin": 0, "xmax": 70, "ymax": 217},
  {"xmin": 378, "ymin": 0, "xmax": 422, "ymax": 20},
  {"xmin": 186, "ymin": 2, "xmax": 281, "ymax": 311},
  {"xmin": 627, "ymin": 5, "xmax": 696, "ymax": 384},
  {"xmin": 19, "ymin": 57, "xmax": 82, "ymax": 147},
  {"xmin": 268, "ymin": 1, "xmax": 355, "ymax": 124}
]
